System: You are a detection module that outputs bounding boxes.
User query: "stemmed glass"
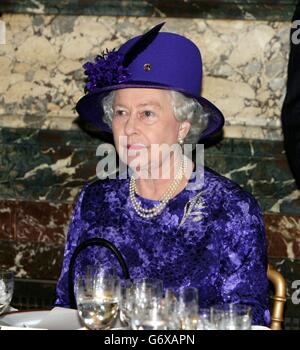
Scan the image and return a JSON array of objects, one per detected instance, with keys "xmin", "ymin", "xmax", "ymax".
[
  {"xmin": 129, "ymin": 278, "xmax": 164, "ymax": 330},
  {"xmin": 133, "ymin": 278, "xmax": 163, "ymax": 303},
  {"xmin": 211, "ymin": 304, "xmax": 252, "ymax": 330},
  {"xmin": 131, "ymin": 297, "xmax": 169, "ymax": 330},
  {"xmin": 197, "ymin": 308, "xmax": 214, "ymax": 330},
  {"xmin": 177, "ymin": 287, "xmax": 199, "ymax": 330},
  {"xmin": 117, "ymin": 278, "xmax": 253, "ymax": 331},
  {"xmin": 0, "ymin": 271, "xmax": 14, "ymax": 315},
  {"xmin": 76, "ymin": 266, "xmax": 120, "ymax": 330},
  {"xmin": 125, "ymin": 283, "xmax": 203, "ymax": 330},
  {"xmin": 119, "ymin": 279, "xmax": 133, "ymax": 327},
  {"xmin": 162, "ymin": 288, "xmax": 181, "ymax": 330}
]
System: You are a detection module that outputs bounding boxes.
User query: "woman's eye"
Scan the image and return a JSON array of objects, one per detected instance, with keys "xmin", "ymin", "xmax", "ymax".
[
  {"xmin": 142, "ymin": 110, "xmax": 155, "ymax": 118},
  {"xmin": 114, "ymin": 110, "xmax": 126, "ymax": 117}
]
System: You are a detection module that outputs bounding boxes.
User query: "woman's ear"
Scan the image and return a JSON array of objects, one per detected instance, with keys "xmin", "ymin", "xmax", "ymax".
[{"xmin": 179, "ymin": 121, "xmax": 191, "ymax": 140}]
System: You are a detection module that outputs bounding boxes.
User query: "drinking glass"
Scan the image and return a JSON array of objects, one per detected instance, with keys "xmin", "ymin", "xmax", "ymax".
[
  {"xmin": 0, "ymin": 271, "xmax": 14, "ymax": 315},
  {"xmin": 177, "ymin": 287, "xmax": 199, "ymax": 330},
  {"xmin": 197, "ymin": 308, "xmax": 214, "ymax": 330},
  {"xmin": 211, "ymin": 304, "xmax": 252, "ymax": 330},
  {"xmin": 129, "ymin": 278, "xmax": 164, "ymax": 330},
  {"xmin": 162, "ymin": 289, "xmax": 181, "ymax": 330},
  {"xmin": 130, "ymin": 296, "xmax": 169, "ymax": 330},
  {"xmin": 133, "ymin": 278, "xmax": 163, "ymax": 303},
  {"xmin": 119, "ymin": 279, "xmax": 133, "ymax": 327},
  {"xmin": 76, "ymin": 266, "xmax": 120, "ymax": 330}
]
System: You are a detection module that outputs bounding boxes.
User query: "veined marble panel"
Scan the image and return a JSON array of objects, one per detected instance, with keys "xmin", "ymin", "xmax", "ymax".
[
  {"xmin": 0, "ymin": 199, "xmax": 73, "ymax": 244},
  {"xmin": 269, "ymin": 257, "xmax": 300, "ymax": 300},
  {"xmin": 0, "ymin": 200, "xmax": 14, "ymax": 240},
  {"xmin": 0, "ymin": 0, "xmax": 297, "ymax": 21},
  {"xmin": 0, "ymin": 14, "xmax": 293, "ymax": 140},
  {"xmin": 0, "ymin": 240, "xmax": 63, "ymax": 279},
  {"xmin": 14, "ymin": 201, "xmax": 73, "ymax": 244},
  {"xmin": 265, "ymin": 213, "xmax": 300, "ymax": 260},
  {"xmin": 2, "ymin": 199, "xmax": 300, "ymax": 259},
  {"xmin": 0, "ymin": 127, "xmax": 299, "ymax": 213}
]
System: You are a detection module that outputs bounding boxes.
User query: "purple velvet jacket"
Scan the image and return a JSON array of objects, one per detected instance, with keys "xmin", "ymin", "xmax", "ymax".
[{"xmin": 55, "ymin": 166, "xmax": 270, "ymax": 326}]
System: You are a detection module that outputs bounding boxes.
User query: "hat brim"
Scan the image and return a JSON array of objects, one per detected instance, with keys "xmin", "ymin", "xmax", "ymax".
[{"xmin": 75, "ymin": 82, "xmax": 224, "ymax": 141}]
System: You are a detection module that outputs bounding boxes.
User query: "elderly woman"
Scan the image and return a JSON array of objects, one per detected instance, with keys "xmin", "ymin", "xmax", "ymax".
[{"xmin": 55, "ymin": 23, "xmax": 270, "ymax": 326}]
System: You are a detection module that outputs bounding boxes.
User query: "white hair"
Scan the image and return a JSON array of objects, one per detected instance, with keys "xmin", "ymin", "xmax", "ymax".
[{"xmin": 102, "ymin": 89, "xmax": 208, "ymax": 145}]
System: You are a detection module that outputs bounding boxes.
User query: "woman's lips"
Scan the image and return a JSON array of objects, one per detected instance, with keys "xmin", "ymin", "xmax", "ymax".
[{"xmin": 127, "ymin": 144, "xmax": 147, "ymax": 150}]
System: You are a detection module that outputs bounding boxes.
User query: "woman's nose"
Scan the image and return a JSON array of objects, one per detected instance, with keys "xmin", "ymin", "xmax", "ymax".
[{"xmin": 124, "ymin": 114, "xmax": 138, "ymax": 136}]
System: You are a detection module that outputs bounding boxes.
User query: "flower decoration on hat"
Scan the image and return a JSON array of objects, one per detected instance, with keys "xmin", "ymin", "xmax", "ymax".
[
  {"xmin": 82, "ymin": 22, "xmax": 166, "ymax": 94},
  {"xmin": 82, "ymin": 48, "xmax": 131, "ymax": 93}
]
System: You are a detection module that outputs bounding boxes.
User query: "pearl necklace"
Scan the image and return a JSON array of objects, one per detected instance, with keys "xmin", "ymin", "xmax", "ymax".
[{"xmin": 129, "ymin": 156, "xmax": 188, "ymax": 218}]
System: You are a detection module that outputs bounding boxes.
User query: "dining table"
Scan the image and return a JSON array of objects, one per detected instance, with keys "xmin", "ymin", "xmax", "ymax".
[{"xmin": 0, "ymin": 307, "xmax": 270, "ymax": 330}]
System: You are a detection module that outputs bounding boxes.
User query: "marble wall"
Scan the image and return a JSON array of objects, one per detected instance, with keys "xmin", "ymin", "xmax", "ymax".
[
  {"xmin": 0, "ymin": 7, "xmax": 300, "ymax": 328},
  {"xmin": 0, "ymin": 14, "xmax": 292, "ymax": 139},
  {"xmin": 0, "ymin": 0, "xmax": 297, "ymax": 21},
  {"xmin": 0, "ymin": 127, "xmax": 299, "ymax": 328}
]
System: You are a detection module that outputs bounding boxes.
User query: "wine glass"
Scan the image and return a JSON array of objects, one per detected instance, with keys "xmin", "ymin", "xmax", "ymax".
[
  {"xmin": 211, "ymin": 303, "xmax": 252, "ymax": 330},
  {"xmin": 133, "ymin": 278, "xmax": 163, "ymax": 303},
  {"xmin": 119, "ymin": 279, "xmax": 133, "ymax": 327},
  {"xmin": 130, "ymin": 296, "xmax": 169, "ymax": 330},
  {"xmin": 162, "ymin": 289, "xmax": 181, "ymax": 330},
  {"xmin": 197, "ymin": 308, "xmax": 214, "ymax": 330},
  {"xmin": 76, "ymin": 266, "xmax": 120, "ymax": 330},
  {"xmin": 177, "ymin": 287, "xmax": 199, "ymax": 330},
  {"xmin": 129, "ymin": 278, "xmax": 164, "ymax": 330},
  {"xmin": 0, "ymin": 271, "xmax": 14, "ymax": 315}
]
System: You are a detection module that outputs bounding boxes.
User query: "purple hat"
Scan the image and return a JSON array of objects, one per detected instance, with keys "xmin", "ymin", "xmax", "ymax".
[{"xmin": 75, "ymin": 22, "xmax": 224, "ymax": 140}]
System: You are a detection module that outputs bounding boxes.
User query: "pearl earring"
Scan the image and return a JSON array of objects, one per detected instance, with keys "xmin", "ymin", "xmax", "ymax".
[{"xmin": 178, "ymin": 137, "xmax": 184, "ymax": 145}]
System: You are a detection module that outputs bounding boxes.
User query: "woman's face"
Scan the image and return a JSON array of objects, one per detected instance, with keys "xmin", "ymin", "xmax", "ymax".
[{"xmin": 111, "ymin": 88, "xmax": 190, "ymax": 175}]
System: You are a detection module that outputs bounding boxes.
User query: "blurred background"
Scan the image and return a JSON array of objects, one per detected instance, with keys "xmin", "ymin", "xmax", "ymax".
[{"xmin": 0, "ymin": 0, "xmax": 299, "ymax": 329}]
